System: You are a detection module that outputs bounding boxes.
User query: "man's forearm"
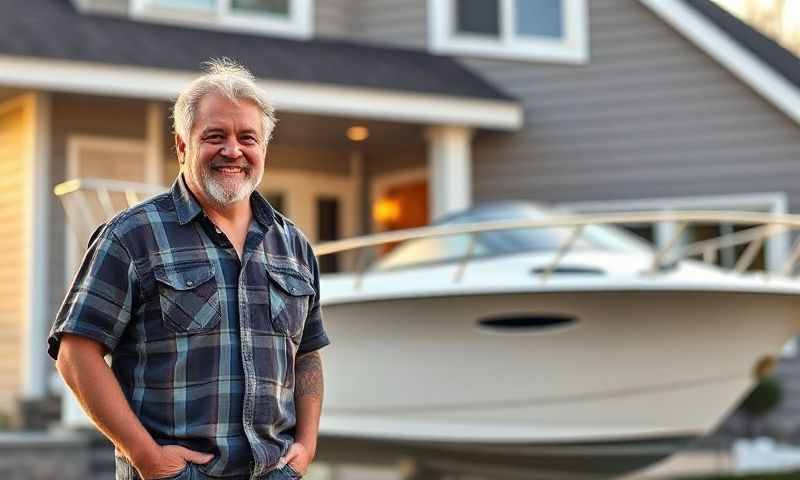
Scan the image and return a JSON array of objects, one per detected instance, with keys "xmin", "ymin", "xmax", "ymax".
[
  {"xmin": 56, "ymin": 334, "xmax": 160, "ymax": 464},
  {"xmin": 294, "ymin": 351, "xmax": 324, "ymax": 457}
]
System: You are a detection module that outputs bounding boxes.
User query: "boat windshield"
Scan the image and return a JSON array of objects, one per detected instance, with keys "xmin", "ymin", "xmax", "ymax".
[{"xmin": 372, "ymin": 203, "xmax": 653, "ymax": 271}]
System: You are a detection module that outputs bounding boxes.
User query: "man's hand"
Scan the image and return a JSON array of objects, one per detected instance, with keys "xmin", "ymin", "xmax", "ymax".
[
  {"xmin": 280, "ymin": 442, "xmax": 311, "ymax": 476},
  {"xmin": 134, "ymin": 444, "xmax": 214, "ymax": 480}
]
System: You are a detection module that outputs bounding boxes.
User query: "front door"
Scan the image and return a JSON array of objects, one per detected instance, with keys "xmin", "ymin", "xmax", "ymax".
[{"xmin": 373, "ymin": 178, "xmax": 429, "ymax": 254}]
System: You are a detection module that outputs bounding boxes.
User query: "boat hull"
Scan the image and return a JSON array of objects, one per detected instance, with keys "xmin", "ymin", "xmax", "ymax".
[
  {"xmin": 316, "ymin": 434, "xmax": 695, "ymax": 479},
  {"xmin": 318, "ymin": 289, "xmax": 800, "ymax": 475}
]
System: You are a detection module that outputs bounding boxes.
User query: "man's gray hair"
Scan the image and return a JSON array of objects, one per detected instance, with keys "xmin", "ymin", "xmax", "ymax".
[{"xmin": 173, "ymin": 58, "xmax": 277, "ymax": 143}]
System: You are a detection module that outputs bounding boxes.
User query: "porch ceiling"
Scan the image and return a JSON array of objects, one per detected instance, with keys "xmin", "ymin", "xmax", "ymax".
[
  {"xmin": 0, "ymin": 87, "xmax": 23, "ymax": 103},
  {"xmin": 273, "ymin": 113, "xmax": 425, "ymax": 155}
]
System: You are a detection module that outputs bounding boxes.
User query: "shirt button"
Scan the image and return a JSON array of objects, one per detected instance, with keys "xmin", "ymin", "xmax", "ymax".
[{"xmin": 186, "ymin": 280, "xmax": 194, "ymax": 287}]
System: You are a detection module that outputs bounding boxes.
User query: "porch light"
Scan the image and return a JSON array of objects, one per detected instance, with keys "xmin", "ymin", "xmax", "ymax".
[
  {"xmin": 373, "ymin": 197, "xmax": 401, "ymax": 224},
  {"xmin": 347, "ymin": 126, "xmax": 369, "ymax": 142}
]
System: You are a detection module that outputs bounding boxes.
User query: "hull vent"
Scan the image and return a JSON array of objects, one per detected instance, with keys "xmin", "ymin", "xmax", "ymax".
[
  {"xmin": 530, "ymin": 266, "xmax": 604, "ymax": 275},
  {"xmin": 478, "ymin": 314, "xmax": 576, "ymax": 333}
]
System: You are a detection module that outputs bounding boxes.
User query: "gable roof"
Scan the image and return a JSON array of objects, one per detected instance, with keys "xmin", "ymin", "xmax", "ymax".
[
  {"xmin": 639, "ymin": 0, "xmax": 800, "ymax": 125},
  {"xmin": 1, "ymin": 0, "xmax": 511, "ymax": 102},
  {"xmin": 685, "ymin": 0, "xmax": 800, "ymax": 91}
]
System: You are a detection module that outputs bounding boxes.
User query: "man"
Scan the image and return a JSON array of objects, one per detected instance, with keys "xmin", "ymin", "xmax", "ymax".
[{"xmin": 48, "ymin": 59, "xmax": 328, "ymax": 480}]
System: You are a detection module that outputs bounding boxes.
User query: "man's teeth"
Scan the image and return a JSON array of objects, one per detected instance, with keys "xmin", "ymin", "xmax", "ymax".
[{"xmin": 217, "ymin": 167, "xmax": 244, "ymax": 173}]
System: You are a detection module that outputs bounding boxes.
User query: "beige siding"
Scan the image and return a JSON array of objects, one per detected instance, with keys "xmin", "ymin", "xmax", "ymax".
[{"xmin": 0, "ymin": 97, "xmax": 32, "ymax": 415}]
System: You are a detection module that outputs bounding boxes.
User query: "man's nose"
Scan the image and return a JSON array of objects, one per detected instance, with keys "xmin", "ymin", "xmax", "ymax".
[{"xmin": 219, "ymin": 138, "xmax": 242, "ymax": 158}]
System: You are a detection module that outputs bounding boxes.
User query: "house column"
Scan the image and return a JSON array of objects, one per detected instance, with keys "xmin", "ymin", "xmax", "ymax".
[
  {"xmin": 22, "ymin": 92, "xmax": 51, "ymax": 402},
  {"xmin": 425, "ymin": 125, "xmax": 474, "ymax": 221}
]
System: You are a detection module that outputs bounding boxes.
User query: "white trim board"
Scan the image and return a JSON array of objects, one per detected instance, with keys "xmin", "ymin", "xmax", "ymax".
[
  {"xmin": 0, "ymin": 56, "xmax": 523, "ymax": 131},
  {"xmin": 558, "ymin": 192, "xmax": 789, "ymax": 213},
  {"xmin": 637, "ymin": 0, "xmax": 800, "ymax": 125}
]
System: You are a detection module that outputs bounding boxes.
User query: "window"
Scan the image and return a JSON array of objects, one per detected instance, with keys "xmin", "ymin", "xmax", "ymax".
[
  {"xmin": 428, "ymin": 0, "xmax": 588, "ymax": 64},
  {"xmin": 317, "ymin": 196, "xmax": 340, "ymax": 273},
  {"xmin": 130, "ymin": 0, "xmax": 313, "ymax": 39}
]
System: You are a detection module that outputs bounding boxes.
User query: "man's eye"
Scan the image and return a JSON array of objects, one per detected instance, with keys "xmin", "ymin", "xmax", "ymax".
[{"xmin": 241, "ymin": 136, "xmax": 258, "ymax": 144}]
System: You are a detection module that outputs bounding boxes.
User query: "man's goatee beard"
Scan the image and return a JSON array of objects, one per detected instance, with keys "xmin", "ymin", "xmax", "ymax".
[{"xmin": 193, "ymin": 164, "xmax": 262, "ymax": 206}]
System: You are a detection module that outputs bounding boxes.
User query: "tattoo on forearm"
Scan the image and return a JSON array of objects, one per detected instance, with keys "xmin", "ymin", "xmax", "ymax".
[{"xmin": 295, "ymin": 351, "xmax": 323, "ymax": 399}]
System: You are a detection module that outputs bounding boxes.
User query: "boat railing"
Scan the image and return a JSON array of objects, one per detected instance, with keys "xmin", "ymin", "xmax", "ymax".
[
  {"xmin": 54, "ymin": 178, "xmax": 800, "ymax": 289},
  {"xmin": 314, "ymin": 211, "xmax": 800, "ymax": 287}
]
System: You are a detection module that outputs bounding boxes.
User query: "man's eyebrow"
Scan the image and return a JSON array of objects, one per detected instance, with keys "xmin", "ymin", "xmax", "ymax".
[{"xmin": 200, "ymin": 127, "xmax": 224, "ymax": 136}]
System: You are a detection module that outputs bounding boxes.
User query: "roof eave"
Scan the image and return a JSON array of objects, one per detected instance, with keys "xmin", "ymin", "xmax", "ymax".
[{"xmin": 0, "ymin": 55, "xmax": 523, "ymax": 131}]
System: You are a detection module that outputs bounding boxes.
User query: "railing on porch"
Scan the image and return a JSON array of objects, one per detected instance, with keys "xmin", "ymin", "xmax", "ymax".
[
  {"xmin": 54, "ymin": 178, "xmax": 166, "ymax": 250},
  {"xmin": 55, "ymin": 178, "xmax": 800, "ymax": 290}
]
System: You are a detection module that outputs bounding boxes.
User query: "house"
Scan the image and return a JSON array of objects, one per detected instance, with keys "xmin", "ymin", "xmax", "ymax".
[{"xmin": 1, "ymin": 0, "xmax": 800, "ymax": 447}]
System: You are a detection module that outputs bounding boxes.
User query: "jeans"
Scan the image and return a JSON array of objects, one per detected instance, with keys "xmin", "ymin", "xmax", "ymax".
[{"xmin": 115, "ymin": 457, "xmax": 302, "ymax": 480}]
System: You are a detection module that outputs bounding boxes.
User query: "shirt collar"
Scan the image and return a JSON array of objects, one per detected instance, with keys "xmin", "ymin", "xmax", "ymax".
[{"xmin": 171, "ymin": 174, "xmax": 275, "ymax": 228}]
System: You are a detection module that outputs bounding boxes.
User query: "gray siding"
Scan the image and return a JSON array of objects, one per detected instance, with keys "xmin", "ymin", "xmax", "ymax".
[
  {"xmin": 466, "ymin": 0, "xmax": 800, "ymax": 211},
  {"xmin": 314, "ymin": 0, "xmax": 357, "ymax": 38},
  {"xmin": 335, "ymin": 0, "xmax": 800, "ymax": 209},
  {"xmin": 348, "ymin": 0, "xmax": 428, "ymax": 48}
]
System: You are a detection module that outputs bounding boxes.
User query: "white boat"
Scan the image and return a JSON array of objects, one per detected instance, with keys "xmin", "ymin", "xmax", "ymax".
[
  {"xmin": 314, "ymin": 202, "xmax": 800, "ymax": 479},
  {"xmin": 54, "ymin": 181, "xmax": 800, "ymax": 479}
]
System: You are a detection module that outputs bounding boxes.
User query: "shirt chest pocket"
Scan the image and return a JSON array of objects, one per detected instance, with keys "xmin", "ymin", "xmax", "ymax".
[
  {"xmin": 267, "ymin": 266, "xmax": 315, "ymax": 342},
  {"xmin": 154, "ymin": 262, "xmax": 221, "ymax": 333}
]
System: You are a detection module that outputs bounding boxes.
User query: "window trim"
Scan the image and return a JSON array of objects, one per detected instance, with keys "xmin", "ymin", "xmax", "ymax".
[
  {"xmin": 428, "ymin": 0, "xmax": 589, "ymax": 64},
  {"xmin": 130, "ymin": 0, "xmax": 314, "ymax": 39}
]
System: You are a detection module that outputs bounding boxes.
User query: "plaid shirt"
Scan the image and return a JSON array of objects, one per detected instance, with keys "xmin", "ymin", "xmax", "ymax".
[{"xmin": 48, "ymin": 175, "xmax": 329, "ymax": 479}]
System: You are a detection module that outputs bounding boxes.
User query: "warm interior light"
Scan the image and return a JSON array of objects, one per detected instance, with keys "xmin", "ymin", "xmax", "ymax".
[
  {"xmin": 347, "ymin": 126, "xmax": 369, "ymax": 142},
  {"xmin": 372, "ymin": 197, "xmax": 401, "ymax": 224}
]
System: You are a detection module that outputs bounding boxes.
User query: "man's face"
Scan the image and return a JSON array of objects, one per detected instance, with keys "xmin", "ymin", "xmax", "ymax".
[{"xmin": 178, "ymin": 92, "xmax": 267, "ymax": 207}]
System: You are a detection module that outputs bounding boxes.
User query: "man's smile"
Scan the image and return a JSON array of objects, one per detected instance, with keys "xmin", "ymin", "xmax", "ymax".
[{"xmin": 214, "ymin": 166, "xmax": 245, "ymax": 173}]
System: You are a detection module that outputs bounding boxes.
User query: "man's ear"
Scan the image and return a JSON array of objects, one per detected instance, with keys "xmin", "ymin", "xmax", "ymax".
[{"xmin": 175, "ymin": 133, "xmax": 187, "ymax": 164}]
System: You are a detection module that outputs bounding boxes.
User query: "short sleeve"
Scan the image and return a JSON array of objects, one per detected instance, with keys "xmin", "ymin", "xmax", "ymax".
[
  {"xmin": 47, "ymin": 227, "xmax": 139, "ymax": 360},
  {"xmin": 298, "ymin": 244, "xmax": 330, "ymax": 355}
]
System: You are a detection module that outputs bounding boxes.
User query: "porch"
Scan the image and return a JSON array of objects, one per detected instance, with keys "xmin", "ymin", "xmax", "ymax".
[{"xmin": 0, "ymin": 85, "xmax": 521, "ymax": 426}]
